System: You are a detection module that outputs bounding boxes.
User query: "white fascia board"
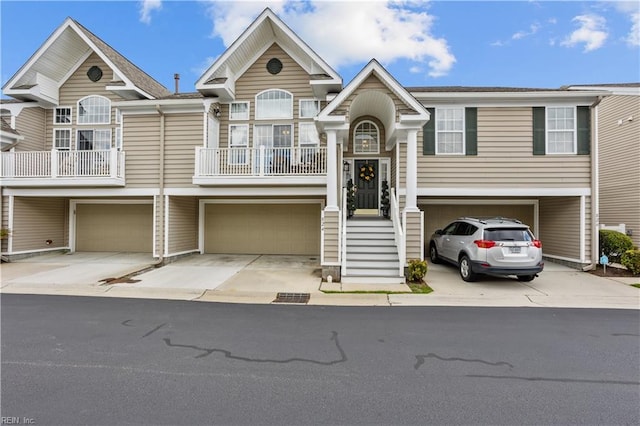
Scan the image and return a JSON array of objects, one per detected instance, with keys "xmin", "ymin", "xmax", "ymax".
[
  {"xmin": 192, "ymin": 176, "xmax": 327, "ymax": 186},
  {"xmin": 412, "ymin": 90, "xmax": 609, "ymax": 104},
  {"xmin": 115, "ymin": 98, "xmax": 205, "ymax": 114},
  {"xmin": 166, "ymin": 186, "xmax": 327, "ymax": 197},
  {"xmin": 0, "ymin": 130, "xmax": 24, "ymax": 141},
  {"xmin": 417, "ymin": 187, "xmax": 591, "ymax": 197},
  {"xmin": 105, "ymin": 84, "xmax": 154, "ymax": 100},
  {"xmin": 3, "ymin": 187, "xmax": 159, "ymax": 197},
  {"xmin": 567, "ymin": 86, "xmax": 640, "ymax": 96}
]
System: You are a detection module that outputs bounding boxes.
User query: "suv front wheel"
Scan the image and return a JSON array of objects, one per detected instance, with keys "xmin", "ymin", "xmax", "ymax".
[
  {"xmin": 429, "ymin": 244, "xmax": 441, "ymax": 264},
  {"xmin": 459, "ymin": 255, "xmax": 478, "ymax": 282}
]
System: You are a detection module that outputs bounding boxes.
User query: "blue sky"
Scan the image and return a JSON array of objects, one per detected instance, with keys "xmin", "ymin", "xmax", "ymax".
[{"xmin": 1, "ymin": 1, "xmax": 639, "ymax": 94}]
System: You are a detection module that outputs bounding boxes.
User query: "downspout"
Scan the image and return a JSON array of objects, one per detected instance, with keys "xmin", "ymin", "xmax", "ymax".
[
  {"xmin": 156, "ymin": 105, "xmax": 165, "ymax": 264},
  {"xmin": 585, "ymin": 96, "xmax": 603, "ymax": 271}
]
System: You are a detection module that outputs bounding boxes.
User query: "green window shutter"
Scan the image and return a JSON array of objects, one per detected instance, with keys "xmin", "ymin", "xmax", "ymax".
[
  {"xmin": 532, "ymin": 107, "xmax": 546, "ymax": 155},
  {"xmin": 423, "ymin": 107, "xmax": 435, "ymax": 155},
  {"xmin": 465, "ymin": 107, "xmax": 477, "ymax": 156},
  {"xmin": 577, "ymin": 106, "xmax": 590, "ymax": 155}
]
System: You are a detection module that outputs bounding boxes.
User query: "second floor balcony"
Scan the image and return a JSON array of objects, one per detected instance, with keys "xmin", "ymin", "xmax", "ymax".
[
  {"xmin": 0, "ymin": 149, "xmax": 125, "ymax": 187},
  {"xmin": 193, "ymin": 146, "xmax": 327, "ymax": 186}
]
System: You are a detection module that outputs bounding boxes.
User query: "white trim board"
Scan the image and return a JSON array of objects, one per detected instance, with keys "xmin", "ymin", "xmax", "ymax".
[
  {"xmin": 165, "ymin": 187, "xmax": 327, "ymax": 197},
  {"xmin": 416, "ymin": 188, "xmax": 591, "ymax": 197},
  {"xmin": 3, "ymin": 188, "xmax": 159, "ymax": 197}
]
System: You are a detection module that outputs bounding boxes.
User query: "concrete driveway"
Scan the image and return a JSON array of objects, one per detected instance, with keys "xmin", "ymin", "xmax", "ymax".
[
  {"xmin": 0, "ymin": 252, "xmax": 154, "ymax": 288},
  {"xmin": 132, "ymin": 254, "xmax": 322, "ymax": 293}
]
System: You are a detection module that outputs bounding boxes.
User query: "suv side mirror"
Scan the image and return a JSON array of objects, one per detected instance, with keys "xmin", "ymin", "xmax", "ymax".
[{"xmin": 434, "ymin": 229, "xmax": 443, "ymax": 235}]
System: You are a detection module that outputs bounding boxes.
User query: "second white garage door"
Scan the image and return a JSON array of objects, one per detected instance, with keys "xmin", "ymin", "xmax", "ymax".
[{"xmin": 204, "ymin": 203, "xmax": 321, "ymax": 255}]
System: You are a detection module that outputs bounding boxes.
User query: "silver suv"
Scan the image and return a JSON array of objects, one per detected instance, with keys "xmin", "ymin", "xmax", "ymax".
[{"xmin": 429, "ymin": 217, "xmax": 544, "ymax": 282}]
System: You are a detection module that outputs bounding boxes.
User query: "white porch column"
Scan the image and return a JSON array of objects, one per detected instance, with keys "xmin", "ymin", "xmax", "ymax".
[
  {"xmin": 325, "ymin": 129, "xmax": 338, "ymax": 211},
  {"xmin": 405, "ymin": 128, "xmax": 419, "ymax": 212}
]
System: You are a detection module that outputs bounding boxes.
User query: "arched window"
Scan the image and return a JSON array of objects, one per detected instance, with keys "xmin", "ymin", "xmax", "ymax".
[
  {"xmin": 255, "ymin": 89, "xmax": 293, "ymax": 120},
  {"xmin": 77, "ymin": 95, "xmax": 111, "ymax": 124},
  {"xmin": 353, "ymin": 121, "xmax": 379, "ymax": 154}
]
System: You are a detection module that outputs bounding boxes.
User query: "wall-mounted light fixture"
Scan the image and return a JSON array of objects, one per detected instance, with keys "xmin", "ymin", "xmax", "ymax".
[
  {"xmin": 213, "ymin": 107, "xmax": 221, "ymax": 118},
  {"xmin": 343, "ymin": 161, "xmax": 350, "ymax": 172}
]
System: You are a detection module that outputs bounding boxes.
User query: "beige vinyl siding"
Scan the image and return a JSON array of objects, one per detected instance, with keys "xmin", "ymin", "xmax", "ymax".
[
  {"xmin": 539, "ymin": 197, "xmax": 582, "ymax": 260},
  {"xmin": 15, "ymin": 107, "xmax": 46, "ymax": 151},
  {"xmin": 404, "ymin": 211, "xmax": 422, "ymax": 260},
  {"xmin": 167, "ymin": 196, "xmax": 198, "ymax": 255},
  {"xmin": 165, "ymin": 113, "xmax": 201, "ymax": 187},
  {"xmin": 76, "ymin": 203, "xmax": 153, "ymax": 252},
  {"xmin": 123, "ymin": 114, "xmax": 160, "ymax": 187},
  {"xmin": 217, "ymin": 44, "xmax": 324, "ymax": 149},
  {"xmin": 391, "ymin": 144, "xmax": 398, "ymax": 189},
  {"xmin": 11, "ymin": 197, "xmax": 68, "ymax": 252},
  {"xmin": 323, "ymin": 210, "xmax": 340, "ymax": 263},
  {"xmin": 598, "ymin": 95, "xmax": 640, "ymax": 247},
  {"xmin": 46, "ymin": 53, "xmax": 123, "ymax": 151},
  {"xmin": 417, "ymin": 107, "xmax": 592, "ymax": 188}
]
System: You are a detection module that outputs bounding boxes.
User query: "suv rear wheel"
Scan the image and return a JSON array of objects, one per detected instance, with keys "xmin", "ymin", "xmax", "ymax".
[
  {"xmin": 459, "ymin": 255, "xmax": 477, "ymax": 282},
  {"xmin": 429, "ymin": 244, "xmax": 441, "ymax": 264}
]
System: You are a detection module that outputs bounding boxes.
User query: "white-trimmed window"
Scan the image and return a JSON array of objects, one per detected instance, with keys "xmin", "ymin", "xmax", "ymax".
[
  {"xmin": 299, "ymin": 99, "xmax": 320, "ymax": 118},
  {"xmin": 255, "ymin": 89, "xmax": 293, "ymax": 120},
  {"xmin": 229, "ymin": 102, "xmax": 249, "ymax": 120},
  {"xmin": 436, "ymin": 108, "xmax": 464, "ymax": 154},
  {"xmin": 54, "ymin": 107, "xmax": 72, "ymax": 124},
  {"xmin": 229, "ymin": 124, "xmax": 249, "ymax": 164},
  {"xmin": 54, "ymin": 129, "xmax": 71, "ymax": 150},
  {"xmin": 254, "ymin": 124, "xmax": 293, "ymax": 148},
  {"xmin": 299, "ymin": 122, "xmax": 319, "ymax": 148},
  {"xmin": 546, "ymin": 106, "xmax": 576, "ymax": 154},
  {"xmin": 353, "ymin": 121, "xmax": 379, "ymax": 154},
  {"xmin": 77, "ymin": 95, "xmax": 111, "ymax": 124},
  {"xmin": 77, "ymin": 129, "xmax": 111, "ymax": 151}
]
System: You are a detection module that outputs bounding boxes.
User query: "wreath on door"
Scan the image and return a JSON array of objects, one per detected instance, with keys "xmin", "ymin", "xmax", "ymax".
[{"xmin": 359, "ymin": 163, "xmax": 375, "ymax": 181}]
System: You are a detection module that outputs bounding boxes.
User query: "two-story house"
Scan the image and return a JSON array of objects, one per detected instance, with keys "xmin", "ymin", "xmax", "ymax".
[{"xmin": 1, "ymin": 9, "xmax": 608, "ymax": 283}]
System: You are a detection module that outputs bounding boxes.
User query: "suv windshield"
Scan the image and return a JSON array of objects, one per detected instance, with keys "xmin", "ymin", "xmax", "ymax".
[{"xmin": 484, "ymin": 228, "xmax": 533, "ymax": 242}]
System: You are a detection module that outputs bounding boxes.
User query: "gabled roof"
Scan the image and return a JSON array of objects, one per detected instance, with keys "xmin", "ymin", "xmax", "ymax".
[
  {"xmin": 317, "ymin": 60, "xmax": 429, "ymax": 148},
  {"xmin": 1, "ymin": 117, "xmax": 24, "ymax": 151},
  {"xmin": 196, "ymin": 8, "xmax": 342, "ymax": 101},
  {"xmin": 2, "ymin": 17, "xmax": 170, "ymax": 105}
]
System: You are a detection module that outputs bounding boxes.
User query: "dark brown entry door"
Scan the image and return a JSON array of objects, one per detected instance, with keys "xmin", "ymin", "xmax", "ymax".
[{"xmin": 354, "ymin": 159, "xmax": 378, "ymax": 209}]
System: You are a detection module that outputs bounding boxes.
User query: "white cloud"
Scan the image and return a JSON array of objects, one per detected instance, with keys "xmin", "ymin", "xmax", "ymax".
[
  {"xmin": 512, "ymin": 23, "xmax": 540, "ymax": 40},
  {"xmin": 202, "ymin": 0, "xmax": 456, "ymax": 78},
  {"xmin": 139, "ymin": 0, "xmax": 162, "ymax": 24},
  {"xmin": 626, "ymin": 12, "xmax": 640, "ymax": 46},
  {"xmin": 561, "ymin": 14, "xmax": 608, "ymax": 52},
  {"xmin": 192, "ymin": 56, "xmax": 218, "ymax": 77}
]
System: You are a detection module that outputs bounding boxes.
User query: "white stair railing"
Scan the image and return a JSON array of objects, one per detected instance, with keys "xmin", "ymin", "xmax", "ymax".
[
  {"xmin": 390, "ymin": 188, "xmax": 405, "ymax": 277},
  {"xmin": 341, "ymin": 187, "xmax": 348, "ymax": 276}
]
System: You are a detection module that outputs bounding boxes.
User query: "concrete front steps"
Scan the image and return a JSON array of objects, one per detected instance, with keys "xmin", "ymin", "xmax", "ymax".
[{"xmin": 342, "ymin": 217, "xmax": 405, "ymax": 285}]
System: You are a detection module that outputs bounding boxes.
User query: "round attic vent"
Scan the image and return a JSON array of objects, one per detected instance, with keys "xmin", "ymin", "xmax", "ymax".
[
  {"xmin": 266, "ymin": 58, "xmax": 283, "ymax": 75},
  {"xmin": 87, "ymin": 66, "xmax": 103, "ymax": 82}
]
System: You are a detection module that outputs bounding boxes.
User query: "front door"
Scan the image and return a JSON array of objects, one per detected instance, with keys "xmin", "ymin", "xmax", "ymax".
[{"xmin": 354, "ymin": 159, "xmax": 378, "ymax": 209}]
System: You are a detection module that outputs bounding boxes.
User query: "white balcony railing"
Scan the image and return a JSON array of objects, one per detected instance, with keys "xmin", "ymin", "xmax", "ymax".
[
  {"xmin": 390, "ymin": 188, "xmax": 405, "ymax": 276},
  {"xmin": 0, "ymin": 149, "xmax": 125, "ymax": 181},
  {"xmin": 195, "ymin": 146, "xmax": 327, "ymax": 177}
]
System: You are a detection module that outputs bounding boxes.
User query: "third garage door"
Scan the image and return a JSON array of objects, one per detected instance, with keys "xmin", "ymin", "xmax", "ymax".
[{"xmin": 204, "ymin": 203, "xmax": 321, "ymax": 255}]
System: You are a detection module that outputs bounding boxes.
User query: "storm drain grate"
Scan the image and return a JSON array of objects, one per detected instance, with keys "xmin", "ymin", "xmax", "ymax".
[{"xmin": 273, "ymin": 292, "xmax": 310, "ymax": 304}]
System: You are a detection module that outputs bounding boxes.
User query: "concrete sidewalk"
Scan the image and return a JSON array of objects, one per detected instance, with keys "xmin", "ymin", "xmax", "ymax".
[{"xmin": 1, "ymin": 253, "xmax": 638, "ymax": 309}]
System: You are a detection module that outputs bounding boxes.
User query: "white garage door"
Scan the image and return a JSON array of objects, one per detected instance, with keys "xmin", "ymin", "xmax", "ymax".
[
  {"xmin": 422, "ymin": 204, "xmax": 536, "ymax": 242},
  {"xmin": 76, "ymin": 204, "xmax": 153, "ymax": 252},
  {"xmin": 204, "ymin": 204, "xmax": 321, "ymax": 255}
]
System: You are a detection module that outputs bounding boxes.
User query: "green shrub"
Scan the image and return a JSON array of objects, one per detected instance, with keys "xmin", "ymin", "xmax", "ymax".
[
  {"xmin": 621, "ymin": 249, "xmax": 640, "ymax": 275},
  {"xmin": 408, "ymin": 259, "xmax": 428, "ymax": 283},
  {"xmin": 599, "ymin": 230, "xmax": 634, "ymax": 263}
]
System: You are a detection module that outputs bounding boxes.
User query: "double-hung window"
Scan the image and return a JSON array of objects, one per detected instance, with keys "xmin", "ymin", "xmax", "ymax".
[
  {"xmin": 299, "ymin": 100, "xmax": 320, "ymax": 118},
  {"xmin": 54, "ymin": 129, "xmax": 71, "ymax": 150},
  {"xmin": 229, "ymin": 124, "xmax": 249, "ymax": 165},
  {"xmin": 229, "ymin": 102, "xmax": 249, "ymax": 120},
  {"xmin": 54, "ymin": 107, "xmax": 72, "ymax": 124},
  {"xmin": 77, "ymin": 95, "xmax": 110, "ymax": 124},
  {"xmin": 436, "ymin": 108, "xmax": 464, "ymax": 154},
  {"xmin": 546, "ymin": 107, "xmax": 576, "ymax": 154}
]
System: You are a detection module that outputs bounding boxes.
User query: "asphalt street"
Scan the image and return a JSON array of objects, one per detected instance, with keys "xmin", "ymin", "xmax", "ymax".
[{"xmin": 1, "ymin": 294, "xmax": 639, "ymax": 425}]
